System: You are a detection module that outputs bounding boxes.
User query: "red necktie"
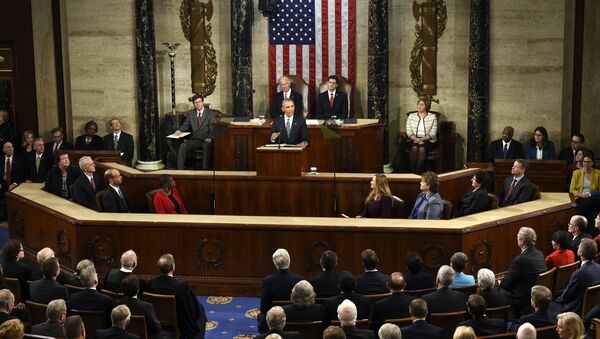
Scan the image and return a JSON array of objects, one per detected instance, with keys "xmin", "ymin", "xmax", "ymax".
[
  {"xmin": 329, "ymin": 93, "xmax": 334, "ymax": 108},
  {"xmin": 5, "ymin": 158, "xmax": 11, "ymax": 186}
]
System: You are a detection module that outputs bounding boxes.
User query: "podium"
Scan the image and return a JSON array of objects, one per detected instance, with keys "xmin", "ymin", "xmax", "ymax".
[{"xmin": 255, "ymin": 145, "xmax": 307, "ymax": 177}]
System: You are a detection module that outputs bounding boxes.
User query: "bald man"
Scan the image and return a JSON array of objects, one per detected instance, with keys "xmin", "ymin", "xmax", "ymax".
[
  {"xmin": 103, "ymin": 250, "xmax": 145, "ymax": 294},
  {"xmin": 371, "ymin": 272, "xmax": 414, "ymax": 332}
]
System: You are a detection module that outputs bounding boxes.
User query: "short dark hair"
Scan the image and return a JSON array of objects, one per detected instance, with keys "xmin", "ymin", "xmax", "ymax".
[
  {"xmin": 361, "ymin": 249, "xmax": 378, "ymax": 270},
  {"xmin": 64, "ymin": 315, "xmax": 85, "ymax": 339},
  {"xmin": 552, "ymin": 230, "xmax": 572, "ymax": 250},
  {"xmin": 191, "ymin": 94, "xmax": 204, "ymax": 103},
  {"xmin": 572, "ymin": 133, "xmax": 585, "ymax": 144},
  {"xmin": 51, "ymin": 127, "xmax": 64, "ymax": 135},
  {"xmin": 421, "ymin": 171, "xmax": 440, "ymax": 193},
  {"xmin": 450, "ymin": 252, "xmax": 468, "ymax": 273},
  {"xmin": 515, "ymin": 159, "xmax": 529, "ymax": 170},
  {"xmin": 405, "ymin": 252, "xmax": 423, "ymax": 274},
  {"xmin": 328, "ymin": 75, "xmax": 339, "ymax": 83},
  {"xmin": 85, "ymin": 120, "xmax": 98, "ymax": 131},
  {"xmin": 121, "ymin": 274, "xmax": 140, "ymax": 298},
  {"xmin": 41, "ymin": 257, "xmax": 59, "ymax": 279},
  {"xmin": 409, "ymin": 298, "xmax": 428, "ymax": 318},
  {"xmin": 320, "ymin": 250, "xmax": 338, "ymax": 271},
  {"xmin": 1, "ymin": 240, "xmax": 22, "ymax": 263},
  {"xmin": 467, "ymin": 294, "xmax": 487, "ymax": 318},
  {"xmin": 338, "ymin": 271, "xmax": 356, "ymax": 294},
  {"xmin": 159, "ymin": 174, "xmax": 172, "ymax": 187},
  {"xmin": 473, "ymin": 169, "xmax": 489, "ymax": 185}
]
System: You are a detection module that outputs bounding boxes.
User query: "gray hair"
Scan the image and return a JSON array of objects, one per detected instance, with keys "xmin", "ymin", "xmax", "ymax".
[
  {"xmin": 516, "ymin": 322, "xmax": 536, "ymax": 339},
  {"xmin": 272, "ymin": 248, "xmax": 290, "ymax": 270},
  {"xmin": 47, "ymin": 299, "xmax": 67, "ymax": 321},
  {"xmin": 477, "ymin": 268, "xmax": 495, "ymax": 290},
  {"xmin": 121, "ymin": 249, "xmax": 137, "ymax": 270},
  {"xmin": 337, "ymin": 299, "xmax": 357, "ymax": 326},
  {"xmin": 78, "ymin": 156, "xmax": 93, "ymax": 171},
  {"xmin": 518, "ymin": 227, "xmax": 537, "ymax": 248},
  {"xmin": 76, "ymin": 259, "xmax": 95, "ymax": 274},
  {"xmin": 79, "ymin": 266, "xmax": 98, "ymax": 288},
  {"xmin": 530, "ymin": 285, "xmax": 552, "ymax": 309},
  {"xmin": 378, "ymin": 323, "xmax": 402, "ymax": 339},
  {"xmin": 579, "ymin": 238, "xmax": 597, "ymax": 261},
  {"xmin": 111, "ymin": 304, "xmax": 131, "ymax": 329},
  {"xmin": 571, "ymin": 215, "xmax": 588, "ymax": 231},
  {"xmin": 266, "ymin": 306, "xmax": 286, "ymax": 330},
  {"xmin": 437, "ymin": 265, "xmax": 455, "ymax": 286},
  {"xmin": 0, "ymin": 289, "xmax": 14, "ymax": 309},
  {"xmin": 290, "ymin": 280, "xmax": 316, "ymax": 306}
]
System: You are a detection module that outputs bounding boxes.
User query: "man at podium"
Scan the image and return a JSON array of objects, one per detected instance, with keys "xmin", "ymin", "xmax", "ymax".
[{"xmin": 269, "ymin": 98, "xmax": 310, "ymax": 149}]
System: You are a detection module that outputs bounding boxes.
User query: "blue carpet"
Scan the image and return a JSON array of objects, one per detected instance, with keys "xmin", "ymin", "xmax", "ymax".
[{"xmin": 199, "ymin": 296, "xmax": 260, "ymax": 339}]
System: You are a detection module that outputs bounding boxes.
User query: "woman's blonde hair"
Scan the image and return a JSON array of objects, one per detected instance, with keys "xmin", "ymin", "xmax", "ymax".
[
  {"xmin": 365, "ymin": 174, "xmax": 392, "ymax": 204},
  {"xmin": 557, "ymin": 312, "xmax": 585, "ymax": 339},
  {"xmin": 453, "ymin": 326, "xmax": 476, "ymax": 339},
  {"xmin": 0, "ymin": 319, "xmax": 24, "ymax": 339}
]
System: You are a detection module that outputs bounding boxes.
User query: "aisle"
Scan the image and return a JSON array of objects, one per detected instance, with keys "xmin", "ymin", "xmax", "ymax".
[{"xmin": 199, "ymin": 296, "xmax": 260, "ymax": 339}]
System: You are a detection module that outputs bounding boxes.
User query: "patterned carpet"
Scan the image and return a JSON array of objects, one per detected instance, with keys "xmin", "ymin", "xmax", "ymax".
[{"xmin": 199, "ymin": 296, "xmax": 260, "ymax": 339}]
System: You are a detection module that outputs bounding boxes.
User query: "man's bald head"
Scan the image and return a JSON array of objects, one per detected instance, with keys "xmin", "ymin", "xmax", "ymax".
[
  {"xmin": 37, "ymin": 247, "xmax": 55, "ymax": 264},
  {"xmin": 388, "ymin": 272, "xmax": 406, "ymax": 292}
]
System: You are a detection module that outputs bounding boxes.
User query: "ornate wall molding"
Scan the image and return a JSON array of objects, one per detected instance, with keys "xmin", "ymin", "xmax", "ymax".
[
  {"xmin": 304, "ymin": 241, "xmax": 334, "ymax": 271},
  {"xmin": 196, "ymin": 238, "xmax": 225, "ymax": 269},
  {"xmin": 234, "ymin": 135, "xmax": 249, "ymax": 170},
  {"xmin": 469, "ymin": 238, "xmax": 493, "ymax": 272},
  {"xmin": 420, "ymin": 243, "xmax": 448, "ymax": 271},
  {"xmin": 56, "ymin": 229, "xmax": 72, "ymax": 267},
  {"xmin": 231, "ymin": 0, "xmax": 254, "ymax": 116},
  {"xmin": 86, "ymin": 236, "xmax": 118, "ymax": 267}
]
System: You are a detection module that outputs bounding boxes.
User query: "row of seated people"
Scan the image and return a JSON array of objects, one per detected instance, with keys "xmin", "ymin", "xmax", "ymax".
[
  {"xmin": 256, "ymin": 226, "xmax": 600, "ymax": 337},
  {"xmin": 0, "ymin": 241, "xmax": 206, "ymax": 339}
]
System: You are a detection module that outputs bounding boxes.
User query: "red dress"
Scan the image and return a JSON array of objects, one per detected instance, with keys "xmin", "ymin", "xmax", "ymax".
[
  {"xmin": 545, "ymin": 248, "xmax": 575, "ymax": 268},
  {"xmin": 153, "ymin": 188, "xmax": 188, "ymax": 214}
]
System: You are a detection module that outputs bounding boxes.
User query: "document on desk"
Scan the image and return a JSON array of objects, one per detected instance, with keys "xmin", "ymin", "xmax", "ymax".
[
  {"xmin": 263, "ymin": 144, "xmax": 302, "ymax": 149},
  {"xmin": 167, "ymin": 132, "xmax": 191, "ymax": 139}
]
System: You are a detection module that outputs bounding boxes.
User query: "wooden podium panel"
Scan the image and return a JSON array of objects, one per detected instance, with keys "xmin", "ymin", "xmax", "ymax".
[
  {"xmin": 493, "ymin": 159, "xmax": 567, "ymax": 193},
  {"xmin": 64, "ymin": 150, "xmax": 122, "ymax": 166},
  {"xmin": 255, "ymin": 146, "xmax": 307, "ymax": 177}
]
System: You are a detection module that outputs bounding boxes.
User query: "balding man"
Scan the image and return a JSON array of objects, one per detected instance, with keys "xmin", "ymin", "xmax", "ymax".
[
  {"xmin": 422, "ymin": 265, "xmax": 466, "ymax": 313},
  {"xmin": 103, "ymin": 168, "xmax": 132, "ymax": 212},
  {"xmin": 371, "ymin": 272, "xmax": 414, "ymax": 332},
  {"xmin": 25, "ymin": 137, "xmax": 52, "ymax": 183},
  {"xmin": 0, "ymin": 141, "xmax": 25, "ymax": 192},
  {"xmin": 378, "ymin": 323, "xmax": 401, "ymax": 339},
  {"xmin": 0, "ymin": 289, "xmax": 17, "ymax": 325},
  {"xmin": 254, "ymin": 306, "xmax": 300, "ymax": 339},
  {"xmin": 104, "ymin": 249, "xmax": 145, "ymax": 293},
  {"xmin": 72, "ymin": 156, "xmax": 104, "ymax": 210},
  {"xmin": 270, "ymin": 76, "xmax": 304, "ymax": 118},
  {"xmin": 516, "ymin": 323, "xmax": 536, "ymax": 339},
  {"xmin": 31, "ymin": 247, "xmax": 69, "ymax": 284},
  {"xmin": 338, "ymin": 299, "xmax": 374, "ymax": 339},
  {"xmin": 567, "ymin": 215, "xmax": 592, "ymax": 259}
]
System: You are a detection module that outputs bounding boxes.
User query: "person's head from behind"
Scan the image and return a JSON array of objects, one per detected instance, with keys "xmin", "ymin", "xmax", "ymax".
[
  {"xmin": 450, "ymin": 252, "xmax": 469, "ymax": 274},
  {"xmin": 323, "ymin": 326, "xmax": 346, "ymax": 339},
  {"xmin": 466, "ymin": 294, "xmax": 486, "ymax": 318},
  {"xmin": 578, "ymin": 238, "xmax": 597, "ymax": 261},
  {"xmin": 388, "ymin": 272, "xmax": 406, "ymax": 292},
  {"xmin": 436, "ymin": 265, "xmax": 455, "ymax": 287},
  {"xmin": 272, "ymin": 248, "xmax": 290, "ymax": 270},
  {"xmin": 120, "ymin": 249, "xmax": 137, "ymax": 270},
  {"xmin": 158, "ymin": 253, "xmax": 175, "ymax": 275},
  {"xmin": 338, "ymin": 271, "xmax": 356, "ymax": 294},
  {"xmin": 409, "ymin": 298, "xmax": 428, "ymax": 319},
  {"xmin": 41, "ymin": 257, "xmax": 60, "ymax": 279},
  {"xmin": 405, "ymin": 251, "xmax": 424, "ymax": 274},
  {"xmin": 378, "ymin": 323, "xmax": 401, "ymax": 339},
  {"xmin": 0, "ymin": 319, "xmax": 24, "ymax": 339},
  {"xmin": 47, "ymin": 299, "xmax": 67, "ymax": 323},
  {"xmin": 320, "ymin": 250, "xmax": 338, "ymax": 271},
  {"xmin": 530, "ymin": 285, "xmax": 552, "ymax": 311},
  {"xmin": 79, "ymin": 266, "xmax": 98, "ymax": 288},
  {"xmin": 75, "ymin": 259, "xmax": 94, "ymax": 278},
  {"xmin": 64, "ymin": 315, "xmax": 85, "ymax": 339},
  {"xmin": 337, "ymin": 299, "xmax": 357, "ymax": 327},
  {"xmin": 111, "ymin": 304, "xmax": 131, "ymax": 329},
  {"xmin": 0, "ymin": 289, "xmax": 15, "ymax": 313},
  {"xmin": 476, "ymin": 268, "xmax": 495, "ymax": 291},
  {"xmin": 36, "ymin": 247, "xmax": 55, "ymax": 264},
  {"xmin": 121, "ymin": 274, "xmax": 140, "ymax": 298},
  {"xmin": 290, "ymin": 280, "xmax": 316, "ymax": 306},
  {"xmin": 551, "ymin": 230, "xmax": 572, "ymax": 251},
  {"xmin": 266, "ymin": 306, "xmax": 286, "ymax": 331},
  {"xmin": 517, "ymin": 227, "xmax": 536, "ymax": 249},
  {"xmin": 556, "ymin": 312, "xmax": 584, "ymax": 339},
  {"xmin": 361, "ymin": 248, "xmax": 378, "ymax": 270},
  {"xmin": 453, "ymin": 326, "xmax": 476, "ymax": 339},
  {"xmin": 516, "ymin": 322, "xmax": 536, "ymax": 339}
]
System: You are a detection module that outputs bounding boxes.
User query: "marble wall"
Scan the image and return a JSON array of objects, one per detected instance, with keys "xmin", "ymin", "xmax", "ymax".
[{"xmin": 580, "ymin": 0, "xmax": 600, "ymax": 158}]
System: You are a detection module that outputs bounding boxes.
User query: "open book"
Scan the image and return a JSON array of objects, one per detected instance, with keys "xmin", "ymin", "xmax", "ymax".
[{"xmin": 167, "ymin": 132, "xmax": 191, "ymax": 139}]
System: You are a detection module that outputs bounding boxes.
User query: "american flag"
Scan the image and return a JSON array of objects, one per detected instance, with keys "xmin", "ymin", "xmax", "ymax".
[{"xmin": 268, "ymin": 0, "xmax": 356, "ymax": 112}]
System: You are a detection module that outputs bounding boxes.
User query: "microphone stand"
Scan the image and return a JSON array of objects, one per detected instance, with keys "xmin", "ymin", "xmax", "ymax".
[
  {"xmin": 331, "ymin": 135, "xmax": 339, "ymax": 216},
  {"xmin": 210, "ymin": 136, "xmax": 216, "ymax": 214}
]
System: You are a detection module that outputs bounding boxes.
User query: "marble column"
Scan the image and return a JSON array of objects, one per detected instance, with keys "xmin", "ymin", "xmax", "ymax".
[
  {"xmin": 368, "ymin": 0, "xmax": 389, "ymax": 163},
  {"xmin": 231, "ymin": 0, "xmax": 253, "ymax": 116},
  {"xmin": 135, "ymin": 0, "xmax": 163, "ymax": 170},
  {"xmin": 467, "ymin": 0, "xmax": 490, "ymax": 162}
]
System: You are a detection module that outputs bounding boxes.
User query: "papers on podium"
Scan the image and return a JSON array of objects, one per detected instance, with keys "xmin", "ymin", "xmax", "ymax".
[
  {"xmin": 167, "ymin": 132, "xmax": 190, "ymax": 139},
  {"xmin": 263, "ymin": 144, "xmax": 302, "ymax": 149}
]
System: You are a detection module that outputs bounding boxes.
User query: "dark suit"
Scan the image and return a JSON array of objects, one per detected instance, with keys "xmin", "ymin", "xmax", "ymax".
[
  {"xmin": 75, "ymin": 134, "xmax": 105, "ymax": 150},
  {"xmin": 498, "ymin": 176, "xmax": 534, "ymax": 207},
  {"xmin": 485, "ymin": 139, "xmax": 524, "ymax": 163},
  {"xmin": 510, "ymin": 308, "xmax": 557, "ymax": 331},
  {"xmin": 0, "ymin": 154, "xmax": 26, "ymax": 191},
  {"xmin": 104, "ymin": 131, "xmax": 134, "ymax": 166},
  {"xmin": 72, "ymin": 173, "xmax": 104, "ymax": 210},
  {"xmin": 3, "ymin": 259, "xmax": 32, "ymax": 301},
  {"xmin": 270, "ymin": 90, "xmax": 303, "ymax": 118},
  {"xmin": 0, "ymin": 311, "xmax": 17, "ymax": 325},
  {"xmin": 342, "ymin": 325, "xmax": 375, "ymax": 339},
  {"xmin": 400, "ymin": 320, "xmax": 444, "ymax": 339},
  {"xmin": 571, "ymin": 233, "xmax": 592, "ymax": 258},
  {"xmin": 103, "ymin": 186, "xmax": 133, "ymax": 213},
  {"xmin": 95, "ymin": 326, "xmax": 140, "ymax": 339},
  {"xmin": 456, "ymin": 187, "xmax": 489, "ymax": 217},
  {"xmin": 103, "ymin": 269, "xmax": 147, "ymax": 295},
  {"xmin": 323, "ymin": 292, "xmax": 369, "ymax": 324},
  {"xmin": 404, "ymin": 271, "xmax": 435, "ymax": 291},
  {"xmin": 260, "ymin": 269, "xmax": 304, "ymax": 315},
  {"xmin": 558, "ymin": 147, "xmax": 577, "ymax": 164},
  {"xmin": 268, "ymin": 115, "xmax": 310, "ymax": 146},
  {"xmin": 147, "ymin": 274, "xmax": 207, "ymax": 339},
  {"xmin": 29, "ymin": 278, "xmax": 69, "ymax": 305},
  {"xmin": 43, "ymin": 166, "xmax": 80, "ymax": 199},
  {"xmin": 31, "ymin": 320, "xmax": 66, "ymax": 338},
  {"xmin": 478, "ymin": 287, "xmax": 509, "ymax": 308},
  {"xmin": 176, "ymin": 108, "xmax": 214, "ymax": 170},
  {"xmin": 422, "ymin": 287, "xmax": 466, "ymax": 313},
  {"xmin": 308, "ymin": 270, "xmax": 339, "ymax": 298},
  {"xmin": 524, "ymin": 140, "xmax": 556, "ymax": 160},
  {"xmin": 355, "ymin": 271, "xmax": 390, "ymax": 295},
  {"xmin": 459, "ymin": 316, "xmax": 506, "ymax": 336},
  {"xmin": 254, "ymin": 329, "xmax": 301, "ymax": 339},
  {"xmin": 69, "ymin": 288, "xmax": 115, "ymax": 323},
  {"xmin": 24, "ymin": 152, "xmax": 53, "ymax": 183},
  {"xmin": 282, "ymin": 303, "xmax": 324, "ymax": 322},
  {"xmin": 370, "ymin": 292, "xmax": 414, "ymax": 332},
  {"xmin": 315, "ymin": 90, "xmax": 349, "ymax": 119},
  {"xmin": 553, "ymin": 261, "xmax": 600, "ymax": 314},
  {"xmin": 44, "ymin": 141, "xmax": 73, "ymax": 157},
  {"xmin": 116, "ymin": 297, "xmax": 165, "ymax": 339},
  {"xmin": 499, "ymin": 247, "xmax": 547, "ymax": 316}
]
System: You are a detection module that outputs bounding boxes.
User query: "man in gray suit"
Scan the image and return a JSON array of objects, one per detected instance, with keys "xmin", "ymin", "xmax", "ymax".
[{"xmin": 175, "ymin": 94, "xmax": 214, "ymax": 170}]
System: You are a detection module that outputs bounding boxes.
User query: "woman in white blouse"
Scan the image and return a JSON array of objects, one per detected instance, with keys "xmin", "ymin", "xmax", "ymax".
[{"xmin": 406, "ymin": 97, "xmax": 438, "ymax": 173}]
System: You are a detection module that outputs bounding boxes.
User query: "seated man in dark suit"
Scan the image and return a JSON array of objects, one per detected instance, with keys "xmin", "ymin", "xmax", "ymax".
[
  {"xmin": 44, "ymin": 127, "xmax": 73, "ymax": 157},
  {"xmin": 403, "ymin": 252, "xmax": 434, "ymax": 291},
  {"xmin": 1, "ymin": 239, "xmax": 32, "ymax": 301},
  {"xmin": 25, "ymin": 138, "xmax": 52, "ymax": 183},
  {"xmin": 253, "ymin": 306, "xmax": 301, "ymax": 339},
  {"xmin": 323, "ymin": 271, "xmax": 370, "ymax": 326},
  {"xmin": 30, "ymin": 299, "xmax": 66, "ymax": 338},
  {"xmin": 29, "ymin": 257, "xmax": 69, "ymax": 305},
  {"xmin": 314, "ymin": 75, "xmax": 349, "ymax": 119},
  {"xmin": 400, "ymin": 298, "xmax": 444, "ymax": 339},
  {"xmin": 370, "ymin": 272, "xmax": 414, "ymax": 332},
  {"xmin": 103, "ymin": 118, "xmax": 135, "ymax": 166},
  {"xmin": 558, "ymin": 133, "xmax": 584, "ymax": 164},
  {"xmin": 355, "ymin": 249, "xmax": 390, "ymax": 295},
  {"xmin": 270, "ymin": 76, "xmax": 303, "ymax": 118},
  {"xmin": 459, "ymin": 294, "xmax": 506, "ymax": 336},
  {"xmin": 510, "ymin": 285, "xmax": 557, "ymax": 331},
  {"xmin": 308, "ymin": 250, "xmax": 340, "ymax": 298},
  {"xmin": 69, "ymin": 266, "xmax": 115, "ymax": 323},
  {"xmin": 63, "ymin": 315, "xmax": 85, "ymax": 339},
  {"xmin": 174, "ymin": 94, "xmax": 214, "ymax": 170},
  {"xmin": 258, "ymin": 248, "xmax": 304, "ymax": 333},
  {"xmin": 337, "ymin": 299, "xmax": 375, "ymax": 339},
  {"xmin": 72, "ymin": 156, "xmax": 104, "ymax": 210},
  {"xmin": 499, "ymin": 227, "xmax": 547, "ymax": 317},
  {"xmin": 30, "ymin": 247, "xmax": 69, "ymax": 284},
  {"xmin": 116, "ymin": 274, "xmax": 166, "ymax": 339},
  {"xmin": 95, "ymin": 304, "xmax": 139, "ymax": 339},
  {"xmin": 485, "ymin": 126, "xmax": 524, "ymax": 163},
  {"xmin": 104, "ymin": 249, "xmax": 144, "ymax": 293},
  {"xmin": 498, "ymin": 159, "xmax": 534, "ymax": 207},
  {"xmin": 269, "ymin": 99, "xmax": 310, "ymax": 148},
  {"xmin": 568, "ymin": 215, "xmax": 592, "ymax": 260},
  {"xmin": 282, "ymin": 280, "xmax": 324, "ymax": 322},
  {"xmin": 0, "ymin": 289, "xmax": 18, "ymax": 325},
  {"xmin": 476, "ymin": 268, "xmax": 508, "ymax": 308},
  {"xmin": 102, "ymin": 168, "xmax": 133, "ymax": 213},
  {"xmin": 147, "ymin": 253, "xmax": 207, "ymax": 339},
  {"xmin": 422, "ymin": 265, "xmax": 466, "ymax": 313},
  {"xmin": 0, "ymin": 142, "xmax": 26, "ymax": 193}
]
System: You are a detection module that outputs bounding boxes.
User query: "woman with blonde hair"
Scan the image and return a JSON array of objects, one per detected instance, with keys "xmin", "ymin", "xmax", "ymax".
[
  {"xmin": 453, "ymin": 325, "xmax": 476, "ymax": 339},
  {"xmin": 357, "ymin": 174, "xmax": 394, "ymax": 218},
  {"xmin": 0, "ymin": 319, "xmax": 24, "ymax": 339},
  {"xmin": 556, "ymin": 312, "xmax": 585, "ymax": 339},
  {"xmin": 20, "ymin": 130, "xmax": 34, "ymax": 154}
]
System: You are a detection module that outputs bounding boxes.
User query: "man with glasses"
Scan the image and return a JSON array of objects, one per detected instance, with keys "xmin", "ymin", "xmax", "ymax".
[{"xmin": 558, "ymin": 133, "xmax": 585, "ymax": 164}]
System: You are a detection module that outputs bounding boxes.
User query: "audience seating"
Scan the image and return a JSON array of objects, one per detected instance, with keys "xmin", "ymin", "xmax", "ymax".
[
  {"xmin": 331, "ymin": 319, "xmax": 369, "ymax": 329},
  {"xmin": 530, "ymin": 183, "xmax": 541, "ymax": 201},
  {"xmin": 65, "ymin": 284, "xmax": 85, "ymax": 296},
  {"xmin": 485, "ymin": 305, "xmax": 510, "ymax": 323},
  {"xmin": 581, "ymin": 284, "xmax": 600, "ymax": 317},
  {"xmin": 487, "ymin": 193, "xmax": 499, "ymax": 209},
  {"xmin": 128, "ymin": 315, "xmax": 148, "ymax": 339},
  {"xmin": 71, "ymin": 309, "xmax": 107, "ymax": 339},
  {"xmin": 391, "ymin": 196, "xmax": 405, "ymax": 218},
  {"xmin": 535, "ymin": 324, "xmax": 560, "ymax": 339},
  {"xmin": 284, "ymin": 321, "xmax": 323, "ymax": 338},
  {"xmin": 442, "ymin": 199, "xmax": 453, "ymax": 220},
  {"xmin": 25, "ymin": 300, "xmax": 48, "ymax": 329},
  {"xmin": 143, "ymin": 292, "xmax": 180, "ymax": 339},
  {"xmin": 95, "ymin": 190, "xmax": 106, "ymax": 212},
  {"xmin": 593, "ymin": 318, "xmax": 600, "ymax": 339},
  {"xmin": 452, "ymin": 284, "xmax": 478, "ymax": 299},
  {"xmin": 5, "ymin": 277, "xmax": 22, "ymax": 304},
  {"xmin": 552, "ymin": 261, "xmax": 580, "ymax": 298},
  {"xmin": 385, "ymin": 317, "xmax": 412, "ymax": 327},
  {"xmin": 100, "ymin": 288, "xmax": 124, "ymax": 302},
  {"xmin": 536, "ymin": 267, "xmax": 556, "ymax": 291},
  {"xmin": 367, "ymin": 293, "xmax": 392, "ymax": 320},
  {"xmin": 404, "ymin": 287, "xmax": 436, "ymax": 298},
  {"xmin": 430, "ymin": 311, "xmax": 467, "ymax": 339},
  {"xmin": 145, "ymin": 189, "xmax": 161, "ymax": 213}
]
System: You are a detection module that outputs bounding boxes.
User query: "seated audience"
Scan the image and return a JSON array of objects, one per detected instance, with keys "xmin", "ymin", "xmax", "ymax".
[
  {"xmin": 0, "ymin": 318, "xmax": 23, "ymax": 339},
  {"xmin": 69, "ymin": 266, "xmax": 114, "ymax": 322},
  {"xmin": 323, "ymin": 325, "xmax": 347, "ymax": 339},
  {"xmin": 19, "ymin": 130, "xmax": 34, "ymax": 155},
  {"xmin": 323, "ymin": 271, "xmax": 369, "ymax": 325},
  {"xmin": 477, "ymin": 268, "xmax": 508, "ymax": 308},
  {"xmin": 551, "ymin": 239, "xmax": 600, "ymax": 314},
  {"xmin": 378, "ymin": 323, "xmax": 401, "ymax": 339},
  {"xmin": 449, "ymin": 252, "xmax": 475, "ymax": 287},
  {"xmin": 153, "ymin": 174, "xmax": 188, "ymax": 214},
  {"xmin": 452, "ymin": 326, "xmax": 476, "ymax": 339},
  {"xmin": 0, "ymin": 110, "xmax": 14, "ymax": 145},
  {"xmin": 499, "ymin": 227, "xmax": 546, "ymax": 317},
  {"xmin": 29, "ymin": 257, "xmax": 69, "ymax": 305},
  {"xmin": 0, "ymin": 290, "xmax": 17, "ymax": 325},
  {"xmin": 174, "ymin": 94, "xmax": 214, "ymax": 170},
  {"xmin": 567, "ymin": 215, "xmax": 592, "ymax": 259},
  {"xmin": 546, "ymin": 230, "xmax": 575, "ymax": 268},
  {"xmin": 1, "ymin": 240, "xmax": 32, "ymax": 301},
  {"xmin": 403, "ymin": 252, "xmax": 434, "ymax": 291},
  {"xmin": 72, "ymin": 156, "xmax": 104, "ymax": 210},
  {"xmin": 74, "ymin": 120, "xmax": 105, "ymax": 150},
  {"xmin": 510, "ymin": 285, "xmax": 556, "ymax": 331},
  {"xmin": 116, "ymin": 274, "xmax": 165, "ymax": 339},
  {"xmin": 147, "ymin": 253, "xmax": 207, "ymax": 339},
  {"xmin": 24, "ymin": 138, "xmax": 52, "ymax": 183},
  {"xmin": 103, "ymin": 117, "xmax": 135, "ymax": 166},
  {"xmin": 357, "ymin": 174, "xmax": 393, "ymax": 218},
  {"xmin": 570, "ymin": 151, "xmax": 600, "ymax": 231},
  {"xmin": 309, "ymin": 250, "xmax": 340, "ymax": 298},
  {"xmin": 103, "ymin": 168, "xmax": 133, "ymax": 213},
  {"xmin": 0, "ymin": 142, "xmax": 25, "ymax": 192},
  {"xmin": 516, "ymin": 323, "xmax": 536, "ymax": 339},
  {"xmin": 337, "ymin": 299, "xmax": 375, "ymax": 339},
  {"xmin": 282, "ymin": 280, "xmax": 323, "ymax": 322},
  {"xmin": 370, "ymin": 272, "xmax": 414, "ymax": 333},
  {"xmin": 456, "ymin": 169, "xmax": 489, "ymax": 217},
  {"xmin": 556, "ymin": 312, "xmax": 585, "ymax": 339},
  {"xmin": 524, "ymin": 126, "xmax": 556, "ymax": 160},
  {"xmin": 63, "ymin": 315, "xmax": 86, "ymax": 339},
  {"xmin": 253, "ymin": 306, "xmax": 300, "ymax": 339},
  {"xmin": 583, "ymin": 304, "xmax": 600, "ymax": 331},
  {"xmin": 31, "ymin": 246, "xmax": 69, "ymax": 284},
  {"xmin": 355, "ymin": 249, "xmax": 390, "ymax": 295},
  {"xmin": 67, "ymin": 259, "xmax": 95, "ymax": 287},
  {"xmin": 498, "ymin": 159, "xmax": 534, "ymax": 206},
  {"xmin": 95, "ymin": 304, "xmax": 139, "ymax": 339},
  {"xmin": 566, "ymin": 148, "xmax": 586, "ymax": 187},
  {"xmin": 30, "ymin": 299, "xmax": 67, "ymax": 338},
  {"xmin": 44, "ymin": 127, "xmax": 73, "ymax": 155},
  {"xmin": 400, "ymin": 299, "xmax": 443, "ymax": 339},
  {"xmin": 485, "ymin": 126, "xmax": 524, "ymax": 163},
  {"xmin": 406, "ymin": 97, "xmax": 438, "ymax": 174},
  {"xmin": 559, "ymin": 133, "xmax": 585, "ymax": 164},
  {"xmin": 44, "ymin": 151, "xmax": 80, "ymax": 199},
  {"xmin": 409, "ymin": 171, "xmax": 443, "ymax": 220},
  {"xmin": 459, "ymin": 294, "xmax": 505, "ymax": 336},
  {"xmin": 270, "ymin": 76, "xmax": 303, "ymax": 119},
  {"xmin": 422, "ymin": 265, "xmax": 466, "ymax": 313},
  {"xmin": 104, "ymin": 249, "xmax": 144, "ymax": 293}
]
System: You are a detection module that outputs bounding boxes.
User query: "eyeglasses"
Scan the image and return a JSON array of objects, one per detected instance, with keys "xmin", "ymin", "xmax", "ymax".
[
  {"xmin": 534, "ymin": 133, "xmax": 544, "ymax": 137},
  {"xmin": 583, "ymin": 160, "xmax": 593, "ymax": 163}
]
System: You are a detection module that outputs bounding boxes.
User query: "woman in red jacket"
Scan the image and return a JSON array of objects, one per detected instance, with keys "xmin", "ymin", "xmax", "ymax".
[
  {"xmin": 545, "ymin": 230, "xmax": 575, "ymax": 268},
  {"xmin": 153, "ymin": 174, "xmax": 188, "ymax": 214}
]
